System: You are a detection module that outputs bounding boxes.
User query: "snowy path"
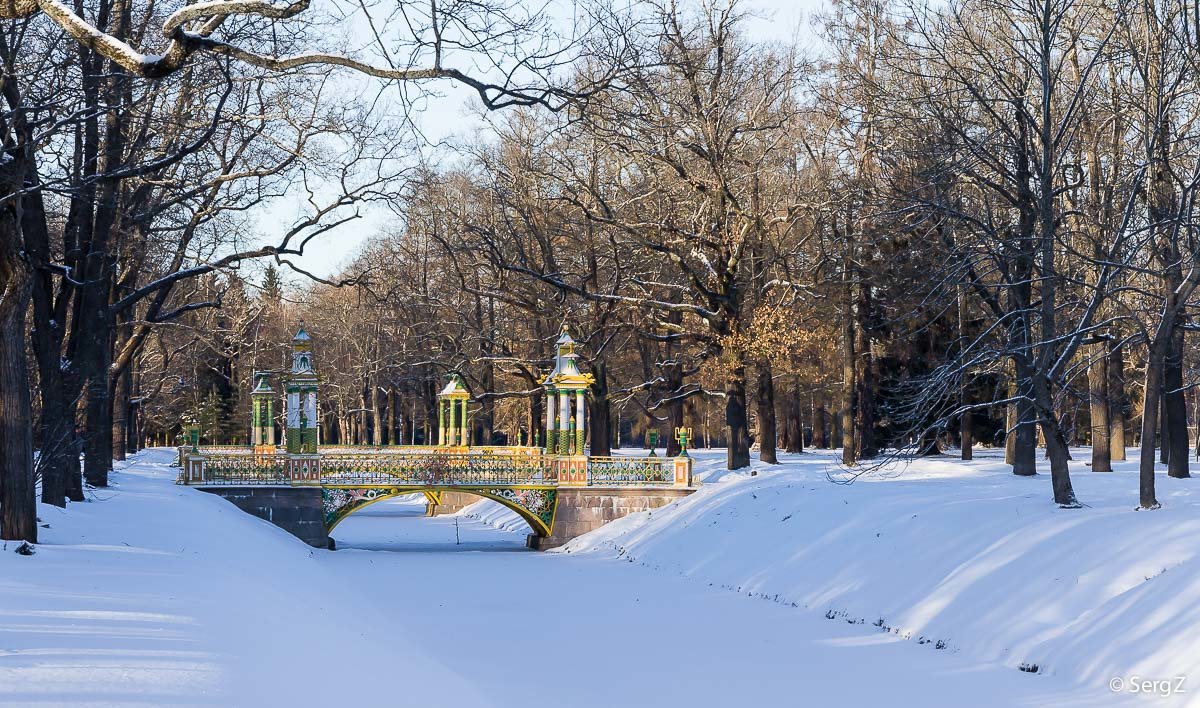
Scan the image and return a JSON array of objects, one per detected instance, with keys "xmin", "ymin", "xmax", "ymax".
[{"xmin": 0, "ymin": 449, "xmax": 1134, "ymax": 706}]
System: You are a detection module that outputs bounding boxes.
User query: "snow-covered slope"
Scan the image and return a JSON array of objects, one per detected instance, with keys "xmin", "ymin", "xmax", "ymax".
[
  {"xmin": 531, "ymin": 447, "xmax": 1200, "ymax": 699},
  {"xmin": 0, "ymin": 449, "xmax": 486, "ymax": 706},
  {"xmin": 5, "ymin": 446, "xmax": 1194, "ymax": 705}
]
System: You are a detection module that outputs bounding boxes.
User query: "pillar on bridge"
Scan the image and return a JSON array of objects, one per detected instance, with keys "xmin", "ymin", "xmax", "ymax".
[
  {"xmin": 438, "ymin": 374, "xmax": 470, "ymax": 447},
  {"xmin": 250, "ymin": 371, "xmax": 275, "ymax": 450},
  {"xmin": 542, "ymin": 328, "xmax": 594, "ymax": 463},
  {"xmin": 544, "ymin": 384, "xmax": 556, "ymax": 454},
  {"xmin": 285, "ymin": 322, "xmax": 319, "ymax": 454}
]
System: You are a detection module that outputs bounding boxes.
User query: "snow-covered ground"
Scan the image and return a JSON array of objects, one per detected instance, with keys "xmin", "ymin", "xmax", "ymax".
[
  {"xmin": 473, "ymin": 446, "xmax": 1200, "ymax": 705},
  {"xmin": 0, "ymin": 447, "xmax": 1192, "ymax": 706}
]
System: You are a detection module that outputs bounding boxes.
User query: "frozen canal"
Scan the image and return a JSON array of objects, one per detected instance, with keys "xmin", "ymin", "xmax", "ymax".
[
  {"xmin": 322, "ymin": 497, "xmax": 1102, "ymax": 707},
  {"xmin": 0, "ymin": 451, "xmax": 1121, "ymax": 706}
]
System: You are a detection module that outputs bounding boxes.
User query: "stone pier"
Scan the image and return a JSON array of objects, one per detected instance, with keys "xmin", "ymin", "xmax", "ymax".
[
  {"xmin": 197, "ymin": 484, "xmax": 694, "ymax": 551},
  {"xmin": 526, "ymin": 487, "xmax": 694, "ymax": 550},
  {"xmin": 201, "ymin": 487, "xmax": 329, "ymax": 548},
  {"xmin": 425, "ymin": 491, "xmax": 483, "ymax": 517}
]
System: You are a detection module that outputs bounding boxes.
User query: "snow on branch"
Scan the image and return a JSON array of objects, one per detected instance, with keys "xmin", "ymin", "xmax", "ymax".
[{"xmin": 15, "ymin": 0, "xmax": 602, "ymax": 110}]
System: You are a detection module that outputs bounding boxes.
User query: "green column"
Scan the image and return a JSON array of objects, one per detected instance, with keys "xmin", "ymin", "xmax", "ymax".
[
  {"xmin": 557, "ymin": 391, "xmax": 570, "ymax": 456},
  {"xmin": 545, "ymin": 388, "xmax": 556, "ymax": 454},
  {"xmin": 575, "ymin": 390, "xmax": 585, "ymax": 454}
]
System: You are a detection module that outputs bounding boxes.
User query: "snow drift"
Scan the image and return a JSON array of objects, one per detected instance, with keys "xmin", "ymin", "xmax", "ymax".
[{"xmin": 466, "ymin": 447, "xmax": 1200, "ymax": 698}]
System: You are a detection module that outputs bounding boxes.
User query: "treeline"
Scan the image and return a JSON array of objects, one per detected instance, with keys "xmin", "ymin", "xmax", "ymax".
[
  {"xmin": 290, "ymin": 0, "xmax": 1200, "ymax": 517},
  {"xmin": 4, "ymin": 0, "xmax": 1200, "ymax": 543},
  {"xmin": 0, "ymin": 0, "xmax": 619, "ymax": 541}
]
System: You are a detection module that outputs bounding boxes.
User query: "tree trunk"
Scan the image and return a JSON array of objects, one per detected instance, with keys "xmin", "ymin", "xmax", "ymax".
[
  {"xmin": 960, "ymin": 410, "xmax": 973, "ymax": 461},
  {"xmin": 359, "ymin": 384, "xmax": 370, "ymax": 445},
  {"xmin": 815, "ymin": 399, "xmax": 828, "ymax": 448},
  {"xmin": 1088, "ymin": 346, "xmax": 1111, "ymax": 472},
  {"xmin": 841, "ymin": 279, "xmax": 856, "ymax": 465},
  {"xmin": 111, "ymin": 361, "xmax": 131, "ymax": 462},
  {"xmin": 590, "ymin": 360, "xmax": 612, "ymax": 456},
  {"xmin": 82, "ymin": 328, "xmax": 114, "ymax": 487},
  {"xmin": 36, "ymin": 376, "xmax": 74, "ymax": 506},
  {"xmin": 371, "ymin": 377, "xmax": 384, "ymax": 446},
  {"xmin": 0, "ymin": 287, "xmax": 36, "ymax": 542},
  {"xmin": 1108, "ymin": 341, "xmax": 1127, "ymax": 460},
  {"xmin": 478, "ymin": 358, "xmax": 494, "ymax": 446},
  {"xmin": 530, "ymin": 388, "xmax": 544, "ymax": 449},
  {"xmin": 1008, "ymin": 368, "xmax": 1037, "ymax": 476},
  {"xmin": 1026, "ymin": 374, "xmax": 1078, "ymax": 505},
  {"xmin": 79, "ymin": 52, "xmax": 133, "ymax": 487},
  {"xmin": 654, "ymin": 318, "xmax": 683, "ymax": 457},
  {"xmin": 958, "ymin": 284, "xmax": 972, "ymax": 460},
  {"xmin": 385, "ymin": 387, "xmax": 395, "ymax": 445},
  {"xmin": 785, "ymin": 379, "xmax": 803, "ymax": 454},
  {"xmin": 1040, "ymin": 413, "xmax": 1078, "ymax": 506},
  {"xmin": 127, "ymin": 395, "xmax": 140, "ymax": 454},
  {"xmin": 0, "ymin": 176, "xmax": 37, "ymax": 542},
  {"xmin": 1012, "ymin": 388, "xmax": 1038, "ymax": 475},
  {"xmin": 755, "ymin": 361, "xmax": 777, "ymax": 464},
  {"xmin": 1005, "ymin": 401, "xmax": 1016, "ymax": 464},
  {"xmin": 725, "ymin": 360, "xmax": 751, "ymax": 470},
  {"xmin": 1165, "ymin": 325, "xmax": 1189, "ymax": 478},
  {"xmin": 25, "ymin": 176, "xmax": 81, "ymax": 503},
  {"xmin": 916, "ymin": 427, "xmax": 940, "ymax": 456},
  {"xmin": 1160, "ymin": 385, "xmax": 1170, "ymax": 465},
  {"xmin": 1138, "ymin": 327, "xmax": 1170, "ymax": 509},
  {"xmin": 854, "ymin": 284, "xmax": 877, "ymax": 459}
]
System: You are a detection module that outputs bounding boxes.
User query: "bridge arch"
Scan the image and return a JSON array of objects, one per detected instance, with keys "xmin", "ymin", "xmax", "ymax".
[{"xmin": 322, "ymin": 486, "xmax": 557, "ymax": 539}]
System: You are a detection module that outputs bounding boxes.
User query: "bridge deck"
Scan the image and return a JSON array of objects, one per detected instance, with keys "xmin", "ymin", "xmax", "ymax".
[{"xmin": 177, "ymin": 446, "xmax": 690, "ymax": 488}]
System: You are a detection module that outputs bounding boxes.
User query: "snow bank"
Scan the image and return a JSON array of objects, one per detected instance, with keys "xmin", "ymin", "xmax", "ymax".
[
  {"xmin": 5, "ymin": 446, "xmax": 1194, "ymax": 705},
  {"xmin": 0, "ymin": 449, "xmax": 491, "ymax": 706},
  {"xmin": 456, "ymin": 498, "xmax": 534, "ymax": 534},
  {"xmin": 560, "ymin": 447, "xmax": 1200, "ymax": 697}
]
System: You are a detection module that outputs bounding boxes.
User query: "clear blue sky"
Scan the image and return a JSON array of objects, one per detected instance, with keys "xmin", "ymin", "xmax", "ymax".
[{"xmin": 253, "ymin": 0, "xmax": 825, "ymax": 285}]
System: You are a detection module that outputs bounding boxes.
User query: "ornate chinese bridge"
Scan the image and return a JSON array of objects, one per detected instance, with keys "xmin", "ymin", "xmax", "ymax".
[{"xmin": 177, "ymin": 326, "xmax": 696, "ymax": 550}]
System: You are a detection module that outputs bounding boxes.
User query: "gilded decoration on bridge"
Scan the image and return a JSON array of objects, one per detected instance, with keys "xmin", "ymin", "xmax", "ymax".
[
  {"xmin": 437, "ymin": 374, "xmax": 471, "ymax": 447},
  {"xmin": 285, "ymin": 322, "xmax": 319, "ymax": 454},
  {"xmin": 323, "ymin": 487, "xmax": 404, "ymax": 528},
  {"xmin": 480, "ymin": 487, "xmax": 557, "ymax": 532},
  {"xmin": 177, "ymin": 322, "xmax": 694, "ymax": 540},
  {"xmin": 322, "ymin": 486, "xmax": 557, "ymax": 535},
  {"xmin": 542, "ymin": 328, "xmax": 594, "ymax": 456},
  {"xmin": 250, "ymin": 372, "xmax": 275, "ymax": 449}
]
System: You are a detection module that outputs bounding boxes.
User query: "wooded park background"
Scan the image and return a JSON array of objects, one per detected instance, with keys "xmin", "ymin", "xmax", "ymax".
[{"xmin": 2, "ymin": 0, "xmax": 1199, "ymax": 541}]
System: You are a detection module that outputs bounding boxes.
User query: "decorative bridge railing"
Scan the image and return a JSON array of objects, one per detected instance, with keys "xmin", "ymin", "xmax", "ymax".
[
  {"xmin": 176, "ymin": 446, "xmax": 692, "ymax": 488},
  {"xmin": 321, "ymin": 451, "xmax": 554, "ymax": 487},
  {"xmin": 191, "ymin": 452, "xmax": 291, "ymax": 485},
  {"xmin": 583, "ymin": 456, "xmax": 674, "ymax": 485}
]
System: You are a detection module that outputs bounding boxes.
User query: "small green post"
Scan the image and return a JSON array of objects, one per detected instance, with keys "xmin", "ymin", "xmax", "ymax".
[{"xmin": 675, "ymin": 426, "xmax": 692, "ymax": 457}]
